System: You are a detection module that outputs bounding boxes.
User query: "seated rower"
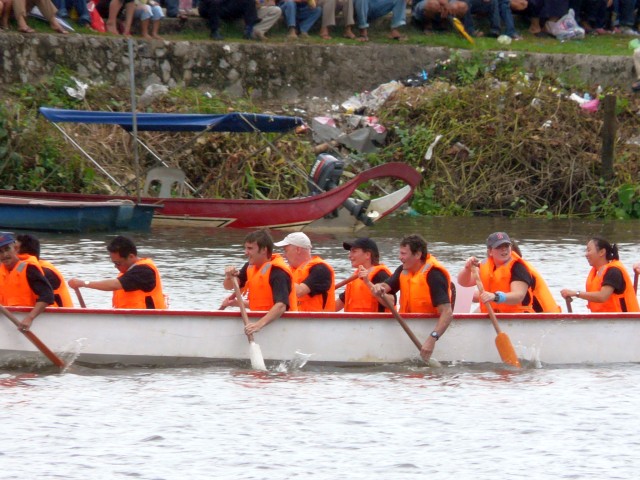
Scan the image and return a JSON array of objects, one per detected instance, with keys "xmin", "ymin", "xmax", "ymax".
[
  {"xmin": 335, "ymin": 237, "xmax": 392, "ymax": 312},
  {"xmin": 0, "ymin": 232, "xmax": 54, "ymax": 331},
  {"xmin": 223, "ymin": 229, "xmax": 297, "ymax": 336},
  {"xmin": 371, "ymin": 234, "xmax": 453, "ymax": 363},
  {"xmin": 68, "ymin": 235, "xmax": 167, "ymax": 310},
  {"xmin": 561, "ymin": 236, "xmax": 639, "ymax": 313},
  {"xmin": 275, "ymin": 232, "xmax": 335, "ymax": 312}
]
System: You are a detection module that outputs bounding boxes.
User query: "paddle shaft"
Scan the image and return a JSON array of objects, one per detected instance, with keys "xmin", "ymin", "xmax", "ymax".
[
  {"xmin": 74, "ymin": 287, "xmax": 87, "ymax": 309},
  {"xmin": 0, "ymin": 305, "xmax": 65, "ymax": 368},
  {"xmin": 379, "ymin": 294, "xmax": 422, "ymax": 352},
  {"xmin": 231, "ymin": 277, "xmax": 256, "ymax": 343},
  {"xmin": 335, "ymin": 272, "xmax": 359, "ymax": 290},
  {"xmin": 472, "ymin": 267, "xmax": 503, "ymax": 335},
  {"xmin": 565, "ymin": 297, "xmax": 573, "ymax": 313},
  {"xmin": 635, "ymin": 272, "xmax": 638, "ymax": 295}
]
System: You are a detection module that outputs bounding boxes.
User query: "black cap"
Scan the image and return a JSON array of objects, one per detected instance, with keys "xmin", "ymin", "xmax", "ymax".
[
  {"xmin": 486, "ymin": 232, "xmax": 512, "ymax": 249},
  {"xmin": 343, "ymin": 238, "xmax": 379, "ymax": 258}
]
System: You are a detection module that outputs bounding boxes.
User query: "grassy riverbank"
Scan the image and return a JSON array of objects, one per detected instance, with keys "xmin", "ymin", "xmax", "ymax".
[{"xmin": 2, "ymin": 50, "xmax": 640, "ymax": 219}]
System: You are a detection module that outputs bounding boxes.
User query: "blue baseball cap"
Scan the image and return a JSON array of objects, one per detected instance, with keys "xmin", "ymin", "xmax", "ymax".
[{"xmin": 0, "ymin": 232, "xmax": 15, "ymax": 248}]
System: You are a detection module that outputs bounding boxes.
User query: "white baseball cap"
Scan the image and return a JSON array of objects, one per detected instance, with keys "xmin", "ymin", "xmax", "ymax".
[{"xmin": 274, "ymin": 232, "xmax": 312, "ymax": 249}]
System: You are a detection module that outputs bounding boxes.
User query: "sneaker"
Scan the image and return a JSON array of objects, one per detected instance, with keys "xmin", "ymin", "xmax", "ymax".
[{"xmin": 621, "ymin": 27, "xmax": 640, "ymax": 36}]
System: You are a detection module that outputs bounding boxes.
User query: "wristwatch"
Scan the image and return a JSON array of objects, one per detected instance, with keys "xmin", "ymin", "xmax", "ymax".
[
  {"xmin": 430, "ymin": 331, "xmax": 440, "ymax": 341},
  {"xmin": 84, "ymin": 280, "xmax": 90, "ymax": 287},
  {"xmin": 575, "ymin": 291, "xmax": 581, "ymax": 299}
]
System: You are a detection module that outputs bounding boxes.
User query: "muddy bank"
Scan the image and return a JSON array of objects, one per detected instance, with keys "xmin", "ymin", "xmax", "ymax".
[{"xmin": 0, "ymin": 31, "xmax": 636, "ymax": 104}]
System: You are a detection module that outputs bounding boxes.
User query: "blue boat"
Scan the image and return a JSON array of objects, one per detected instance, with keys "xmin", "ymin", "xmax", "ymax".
[{"xmin": 0, "ymin": 195, "xmax": 159, "ymax": 233}]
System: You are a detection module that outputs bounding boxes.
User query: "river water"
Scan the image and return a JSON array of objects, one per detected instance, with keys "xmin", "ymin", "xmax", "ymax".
[{"xmin": 1, "ymin": 216, "xmax": 640, "ymax": 479}]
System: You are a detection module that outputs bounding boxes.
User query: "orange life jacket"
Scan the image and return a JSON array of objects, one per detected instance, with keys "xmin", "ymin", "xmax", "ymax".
[
  {"xmin": 245, "ymin": 254, "xmax": 297, "ymax": 312},
  {"xmin": 39, "ymin": 259, "xmax": 74, "ymax": 308},
  {"xmin": 479, "ymin": 252, "xmax": 534, "ymax": 313},
  {"xmin": 344, "ymin": 264, "xmax": 392, "ymax": 312},
  {"xmin": 292, "ymin": 256, "xmax": 336, "ymax": 311},
  {"xmin": 112, "ymin": 258, "xmax": 167, "ymax": 309},
  {"xmin": 0, "ymin": 254, "xmax": 45, "ymax": 307},
  {"xmin": 399, "ymin": 254, "xmax": 451, "ymax": 314},
  {"xmin": 586, "ymin": 260, "xmax": 640, "ymax": 312},
  {"xmin": 515, "ymin": 255, "xmax": 560, "ymax": 313}
]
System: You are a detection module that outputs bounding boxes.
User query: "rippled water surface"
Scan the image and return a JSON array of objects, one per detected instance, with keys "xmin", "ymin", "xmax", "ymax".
[{"xmin": 2, "ymin": 217, "xmax": 640, "ymax": 478}]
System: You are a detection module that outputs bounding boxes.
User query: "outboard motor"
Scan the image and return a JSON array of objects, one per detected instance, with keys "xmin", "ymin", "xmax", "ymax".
[{"xmin": 307, "ymin": 154, "xmax": 374, "ymax": 226}]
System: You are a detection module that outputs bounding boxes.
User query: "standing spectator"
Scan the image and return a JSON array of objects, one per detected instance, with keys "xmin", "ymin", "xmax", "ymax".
[
  {"xmin": 278, "ymin": 0, "xmax": 322, "ymax": 39},
  {"xmin": 354, "ymin": 0, "xmax": 407, "ymax": 40},
  {"xmin": 198, "ymin": 0, "xmax": 258, "ymax": 39},
  {"xmin": 317, "ymin": 0, "xmax": 356, "ymax": 39}
]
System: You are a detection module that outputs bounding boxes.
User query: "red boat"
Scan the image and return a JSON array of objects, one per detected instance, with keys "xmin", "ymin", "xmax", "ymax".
[{"xmin": 4, "ymin": 108, "xmax": 422, "ymax": 232}]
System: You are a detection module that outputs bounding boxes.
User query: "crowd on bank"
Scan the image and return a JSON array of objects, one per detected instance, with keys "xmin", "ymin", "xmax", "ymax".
[
  {"xmin": 1, "ymin": 228, "xmax": 639, "ymax": 363},
  {"xmin": 2, "ymin": 0, "xmax": 640, "ymax": 42}
]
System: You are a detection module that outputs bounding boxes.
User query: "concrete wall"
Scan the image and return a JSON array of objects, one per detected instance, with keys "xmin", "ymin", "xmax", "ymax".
[{"xmin": 0, "ymin": 31, "xmax": 635, "ymax": 103}]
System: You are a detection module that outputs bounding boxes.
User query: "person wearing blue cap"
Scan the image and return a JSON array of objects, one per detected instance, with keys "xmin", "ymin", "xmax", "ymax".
[
  {"xmin": 0, "ymin": 232, "xmax": 55, "ymax": 331},
  {"xmin": 458, "ymin": 231, "xmax": 541, "ymax": 313}
]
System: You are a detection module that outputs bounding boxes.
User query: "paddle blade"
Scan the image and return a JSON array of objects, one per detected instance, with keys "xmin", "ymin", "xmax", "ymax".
[
  {"xmin": 495, "ymin": 332, "xmax": 521, "ymax": 368},
  {"xmin": 249, "ymin": 341, "xmax": 267, "ymax": 371}
]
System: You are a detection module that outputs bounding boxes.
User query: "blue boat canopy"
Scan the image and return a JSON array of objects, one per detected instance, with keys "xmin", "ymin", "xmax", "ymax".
[{"xmin": 39, "ymin": 107, "xmax": 305, "ymax": 133}]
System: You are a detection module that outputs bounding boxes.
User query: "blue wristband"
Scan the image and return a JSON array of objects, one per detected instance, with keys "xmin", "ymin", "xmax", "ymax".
[{"xmin": 494, "ymin": 291, "xmax": 507, "ymax": 304}]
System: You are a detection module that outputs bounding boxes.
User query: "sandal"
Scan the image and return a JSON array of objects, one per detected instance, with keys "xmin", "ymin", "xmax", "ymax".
[
  {"xmin": 343, "ymin": 30, "xmax": 356, "ymax": 39},
  {"xmin": 388, "ymin": 33, "xmax": 408, "ymax": 41},
  {"xmin": 356, "ymin": 35, "xmax": 369, "ymax": 42},
  {"xmin": 18, "ymin": 26, "xmax": 36, "ymax": 33}
]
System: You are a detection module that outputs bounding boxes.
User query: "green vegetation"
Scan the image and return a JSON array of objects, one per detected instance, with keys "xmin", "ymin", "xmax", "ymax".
[{"xmin": 2, "ymin": 53, "xmax": 640, "ymax": 219}]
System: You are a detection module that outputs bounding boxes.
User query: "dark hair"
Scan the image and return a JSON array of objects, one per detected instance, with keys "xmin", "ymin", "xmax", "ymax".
[
  {"xmin": 590, "ymin": 235, "xmax": 619, "ymax": 261},
  {"xmin": 107, "ymin": 235, "xmax": 138, "ymax": 258},
  {"xmin": 400, "ymin": 234, "xmax": 428, "ymax": 262},
  {"xmin": 244, "ymin": 229, "xmax": 274, "ymax": 257},
  {"xmin": 16, "ymin": 234, "xmax": 41, "ymax": 259},
  {"xmin": 511, "ymin": 241, "xmax": 522, "ymax": 257}
]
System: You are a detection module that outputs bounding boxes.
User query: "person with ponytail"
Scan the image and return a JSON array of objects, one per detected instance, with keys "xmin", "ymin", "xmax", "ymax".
[{"xmin": 561, "ymin": 236, "xmax": 639, "ymax": 313}]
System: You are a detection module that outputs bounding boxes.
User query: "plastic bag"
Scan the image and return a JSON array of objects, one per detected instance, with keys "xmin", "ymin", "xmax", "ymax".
[
  {"xmin": 546, "ymin": 9, "xmax": 585, "ymax": 41},
  {"xmin": 87, "ymin": 0, "xmax": 106, "ymax": 33}
]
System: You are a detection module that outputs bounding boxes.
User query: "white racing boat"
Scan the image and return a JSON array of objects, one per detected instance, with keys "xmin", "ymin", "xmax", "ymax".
[{"xmin": 1, "ymin": 307, "xmax": 639, "ymax": 368}]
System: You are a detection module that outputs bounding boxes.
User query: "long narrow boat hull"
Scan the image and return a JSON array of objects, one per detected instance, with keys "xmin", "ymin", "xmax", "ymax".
[
  {"xmin": 1, "ymin": 308, "xmax": 639, "ymax": 368},
  {"xmin": 0, "ymin": 163, "xmax": 420, "ymax": 232},
  {"xmin": 0, "ymin": 196, "xmax": 158, "ymax": 232}
]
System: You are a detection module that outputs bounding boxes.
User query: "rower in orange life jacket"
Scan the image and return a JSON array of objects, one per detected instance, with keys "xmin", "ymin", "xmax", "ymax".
[
  {"xmin": 223, "ymin": 229, "xmax": 297, "ymax": 336},
  {"xmin": 0, "ymin": 232, "xmax": 55, "ymax": 331},
  {"xmin": 371, "ymin": 234, "xmax": 453, "ymax": 364},
  {"xmin": 561, "ymin": 236, "xmax": 639, "ymax": 313},
  {"xmin": 458, "ymin": 231, "xmax": 539, "ymax": 313},
  {"xmin": 274, "ymin": 232, "xmax": 335, "ymax": 312},
  {"xmin": 68, "ymin": 235, "xmax": 167, "ymax": 309},
  {"xmin": 336, "ymin": 237, "xmax": 392, "ymax": 313},
  {"xmin": 16, "ymin": 234, "xmax": 73, "ymax": 308}
]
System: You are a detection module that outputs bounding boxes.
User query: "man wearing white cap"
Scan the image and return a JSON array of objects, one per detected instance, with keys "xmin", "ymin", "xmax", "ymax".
[
  {"xmin": 274, "ymin": 232, "xmax": 336, "ymax": 312},
  {"xmin": 0, "ymin": 232, "xmax": 55, "ymax": 331}
]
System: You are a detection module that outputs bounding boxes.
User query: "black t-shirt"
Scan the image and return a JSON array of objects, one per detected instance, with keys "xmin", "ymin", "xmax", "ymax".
[
  {"xmin": 302, "ymin": 263, "xmax": 332, "ymax": 309},
  {"xmin": 602, "ymin": 267, "xmax": 625, "ymax": 294},
  {"xmin": 119, "ymin": 264, "xmax": 157, "ymax": 292},
  {"xmin": 26, "ymin": 265, "xmax": 55, "ymax": 305},
  {"xmin": 339, "ymin": 269, "xmax": 391, "ymax": 312},
  {"xmin": 385, "ymin": 265, "xmax": 451, "ymax": 307},
  {"xmin": 239, "ymin": 262, "xmax": 292, "ymax": 310},
  {"xmin": 510, "ymin": 261, "xmax": 533, "ymax": 306}
]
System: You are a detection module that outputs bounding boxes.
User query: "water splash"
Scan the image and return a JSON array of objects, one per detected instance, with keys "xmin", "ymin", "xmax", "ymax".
[{"xmin": 274, "ymin": 351, "xmax": 313, "ymax": 373}]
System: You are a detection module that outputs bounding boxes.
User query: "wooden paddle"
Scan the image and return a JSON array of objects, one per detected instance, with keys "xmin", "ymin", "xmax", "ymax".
[
  {"xmin": 231, "ymin": 277, "xmax": 267, "ymax": 371},
  {"xmin": 74, "ymin": 287, "xmax": 87, "ymax": 309},
  {"xmin": 335, "ymin": 271, "xmax": 358, "ymax": 289},
  {"xmin": 565, "ymin": 296, "xmax": 573, "ymax": 313},
  {"xmin": 378, "ymin": 294, "xmax": 441, "ymax": 367},
  {"xmin": 0, "ymin": 305, "xmax": 65, "ymax": 369},
  {"xmin": 449, "ymin": 16, "xmax": 475, "ymax": 45},
  {"xmin": 472, "ymin": 266, "xmax": 521, "ymax": 368}
]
